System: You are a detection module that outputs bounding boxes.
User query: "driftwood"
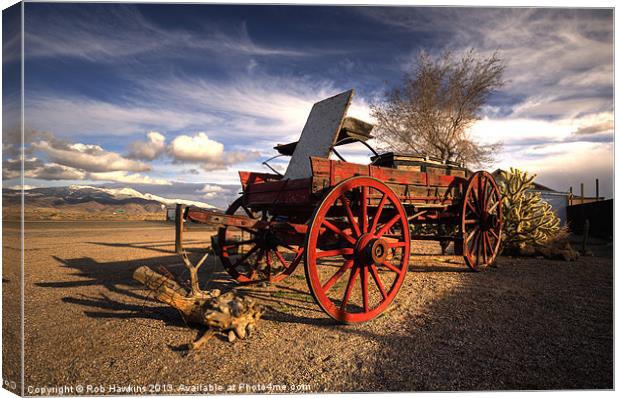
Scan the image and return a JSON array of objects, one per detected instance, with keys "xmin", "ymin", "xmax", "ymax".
[{"xmin": 133, "ymin": 265, "xmax": 263, "ymax": 348}]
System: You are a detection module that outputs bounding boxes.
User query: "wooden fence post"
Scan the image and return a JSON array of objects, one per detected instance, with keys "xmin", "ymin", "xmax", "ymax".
[
  {"xmin": 581, "ymin": 219, "xmax": 590, "ymax": 255},
  {"xmin": 175, "ymin": 203, "xmax": 184, "ymax": 254}
]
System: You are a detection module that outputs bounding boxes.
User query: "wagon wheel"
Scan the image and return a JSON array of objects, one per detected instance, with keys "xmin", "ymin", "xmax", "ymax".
[
  {"xmin": 305, "ymin": 176, "xmax": 410, "ymax": 323},
  {"xmin": 461, "ymin": 171, "xmax": 502, "ymax": 271},
  {"xmin": 217, "ymin": 197, "xmax": 302, "ymax": 284}
]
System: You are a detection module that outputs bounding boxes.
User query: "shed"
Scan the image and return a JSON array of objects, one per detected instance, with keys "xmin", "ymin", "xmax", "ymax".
[{"xmin": 166, "ymin": 208, "xmax": 176, "ymax": 221}]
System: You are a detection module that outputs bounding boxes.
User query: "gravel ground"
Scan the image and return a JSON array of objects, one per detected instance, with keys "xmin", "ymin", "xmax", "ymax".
[{"xmin": 7, "ymin": 220, "xmax": 613, "ymax": 393}]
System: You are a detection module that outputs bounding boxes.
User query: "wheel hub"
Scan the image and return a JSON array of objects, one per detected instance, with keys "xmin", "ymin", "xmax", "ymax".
[
  {"xmin": 356, "ymin": 234, "xmax": 389, "ymax": 265},
  {"xmin": 480, "ymin": 212, "xmax": 499, "ymax": 231}
]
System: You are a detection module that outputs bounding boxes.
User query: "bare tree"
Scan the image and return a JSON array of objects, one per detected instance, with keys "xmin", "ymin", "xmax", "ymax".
[{"xmin": 371, "ymin": 49, "xmax": 505, "ymax": 167}]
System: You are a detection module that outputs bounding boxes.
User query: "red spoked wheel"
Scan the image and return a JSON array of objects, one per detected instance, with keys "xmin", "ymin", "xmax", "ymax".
[
  {"xmin": 305, "ymin": 176, "xmax": 410, "ymax": 323},
  {"xmin": 217, "ymin": 197, "xmax": 302, "ymax": 284},
  {"xmin": 461, "ymin": 171, "xmax": 502, "ymax": 271}
]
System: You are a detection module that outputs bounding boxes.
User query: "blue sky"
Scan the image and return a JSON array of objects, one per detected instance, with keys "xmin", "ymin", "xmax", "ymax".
[{"xmin": 2, "ymin": 3, "xmax": 614, "ymax": 203}]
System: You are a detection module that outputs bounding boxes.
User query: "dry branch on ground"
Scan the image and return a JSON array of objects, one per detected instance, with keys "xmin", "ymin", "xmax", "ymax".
[{"xmin": 133, "ymin": 265, "xmax": 263, "ymax": 348}]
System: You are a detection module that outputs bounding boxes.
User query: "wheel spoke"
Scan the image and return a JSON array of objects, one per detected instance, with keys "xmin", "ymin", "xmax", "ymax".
[
  {"xmin": 468, "ymin": 230, "xmax": 480, "ymax": 262},
  {"xmin": 487, "ymin": 184, "xmax": 495, "ymax": 212},
  {"xmin": 316, "ymin": 247, "xmax": 355, "ymax": 259},
  {"xmin": 369, "ymin": 264, "xmax": 388, "ymax": 300},
  {"xmin": 471, "ymin": 177, "xmax": 480, "ymax": 211},
  {"xmin": 341, "ymin": 266, "xmax": 360, "ymax": 310},
  {"xmin": 239, "ymin": 226, "xmax": 259, "ymax": 235},
  {"xmin": 466, "ymin": 228, "xmax": 478, "ymax": 244},
  {"xmin": 289, "ymin": 247, "xmax": 305, "ymax": 270},
  {"xmin": 322, "ymin": 260, "xmax": 354, "ymax": 292},
  {"xmin": 376, "ymin": 214, "xmax": 401, "ymax": 237},
  {"xmin": 477, "ymin": 176, "xmax": 484, "ymax": 213},
  {"xmin": 487, "ymin": 235, "xmax": 495, "ymax": 258},
  {"xmin": 266, "ymin": 250, "xmax": 273, "ymax": 281},
  {"xmin": 248, "ymin": 266, "xmax": 257, "ymax": 280},
  {"xmin": 360, "ymin": 186, "xmax": 368, "ymax": 233},
  {"xmin": 273, "ymin": 238, "xmax": 297, "ymax": 252},
  {"xmin": 481, "ymin": 176, "xmax": 489, "ymax": 211},
  {"xmin": 475, "ymin": 231, "xmax": 482, "ymax": 265},
  {"xmin": 489, "ymin": 228, "xmax": 500, "ymax": 240},
  {"xmin": 241, "ymin": 205, "xmax": 254, "ymax": 219},
  {"xmin": 487, "ymin": 232, "xmax": 494, "ymax": 262},
  {"xmin": 361, "ymin": 267, "xmax": 369, "ymax": 312},
  {"xmin": 464, "ymin": 219, "xmax": 478, "ymax": 225},
  {"xmin": 481, "ymin": 232, "xmax": 487, "ymax": 264},
  {"xmin": 248, "ymin": 249, "xmax": 264, "ymax": 279},
  {"xmin": 322, "ymin": 220, "xmax": 357, "ymax": 245},
  {"xmin": 381, "ymin": 260, "xmax": 402, "ymax": 275},
  {"xmin": 467, "ymin": 200, "xmax": 478, "ymax": 215},
  {"xmin": 273, "ymin": 249, "xmax": 290, "ymax": 270},
  {"xmin": 370, "ymin": 194, "xmax": 388, "ymax": 233},
  {"xmin": 340, "ymin": 196, "xmax": 361, "ymax": 238},
  {"xmin": 231, "ymin": 245, "xmax": 259, "ymax": 269}
]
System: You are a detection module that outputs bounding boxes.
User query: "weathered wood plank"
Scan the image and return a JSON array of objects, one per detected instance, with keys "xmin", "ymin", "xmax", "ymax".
[{"xmin": 284, "ymin": 90, "xmax": 353, "ymax": 179}]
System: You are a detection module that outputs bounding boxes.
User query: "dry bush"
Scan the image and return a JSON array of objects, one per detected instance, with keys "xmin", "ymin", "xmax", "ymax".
[{"xmin": 371, "ymin": 49, "xmax": 504, "ymax": 167}]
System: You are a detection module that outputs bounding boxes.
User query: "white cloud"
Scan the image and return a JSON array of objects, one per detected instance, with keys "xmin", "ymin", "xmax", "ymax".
[
  {"xmin": 31, "ymin": 139, "xmax": 150, "ymax": 173},
  {"xmin": 16, "ymin": 161, "xmax": 170, "ymax": 186},
  {"xmin": 24, "ymin": 162, "xmax": 87, "ymax": 181},
  {"xmin": 509, "ymin": 97, "xmax": 612, "ymax": 120},
  {"xmin": 199, "ymin": 184, "xmax": 226, "ymax": 199},
  {"xmin": 169, "ymin": 132, "xmax": 260, "ymax": 171},
  {"xmin": 470, "ymin": 112, "xmax": 614, "ymax": 147},
  {"xmin": 127, "ymin": 131, "xmax": 166, "ymax": 160},
  {"xmin": 88, "ymin": 171, "xmax": 171, "ymax": 185},
  {"xmin": 1, "ymin": 133, "xmax": 171, "ymax": 186},
  {"xmin": 510, "ymin": 142, "xmax": 613, "ymax": 197},
  {"xmin": 373, "ymin": 8, "xmax": 612, "ymax": 120},
  {"xmin": 466, "ymin": 114, "xmax": 614, "ymax": 196},
  {"xmin": 170, "ymin": 132, "xmax": 224, "ymax": 163},
  {"xmin": 23, "ymin": 65, "xmax": 377, "ymax": 180}
]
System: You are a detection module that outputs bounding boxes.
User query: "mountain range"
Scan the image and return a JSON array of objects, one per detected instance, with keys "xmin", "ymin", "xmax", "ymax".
[{"xmin": 2, "ymin": 185, "xmax": 215, "ymax": 220}]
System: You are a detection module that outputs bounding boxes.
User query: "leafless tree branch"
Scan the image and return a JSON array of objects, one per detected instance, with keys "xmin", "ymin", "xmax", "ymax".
[{"xmin": 371, "ymin": 49, "xmax": 505, "ymax": 168}]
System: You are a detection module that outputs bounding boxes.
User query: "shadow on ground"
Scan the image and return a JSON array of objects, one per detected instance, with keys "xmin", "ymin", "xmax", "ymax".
[
  {"xmin": 37, "ymin": 245, "xmax": 239, "ymax": 327},
  {"xmin": 37, "ymin": 238, "xmax": 613, "ymax": 391},
  {"xmin": 365, "ymin": 256, "xmax": 613, "ymax": 390}
]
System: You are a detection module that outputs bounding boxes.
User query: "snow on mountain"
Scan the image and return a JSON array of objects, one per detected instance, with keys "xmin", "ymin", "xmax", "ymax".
[{"xmin": 65, "ymin": 185, "xmax": 215, "ymax": 208}]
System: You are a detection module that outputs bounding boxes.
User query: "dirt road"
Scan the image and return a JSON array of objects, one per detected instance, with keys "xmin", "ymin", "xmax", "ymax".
[{"xmin": 6, "ymin": 221, "xmax": 612, "ymax": 392}]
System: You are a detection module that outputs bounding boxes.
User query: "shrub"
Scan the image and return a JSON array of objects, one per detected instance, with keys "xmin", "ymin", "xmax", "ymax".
[{"xmin": 498, "ymin": 168, "xmax": 561, "ymax": 253}]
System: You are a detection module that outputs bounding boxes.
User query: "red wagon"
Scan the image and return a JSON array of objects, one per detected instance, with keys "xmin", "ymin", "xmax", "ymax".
[{"xmin": 180, "ymin": 90, "xmax": 502, "ymax": 323}]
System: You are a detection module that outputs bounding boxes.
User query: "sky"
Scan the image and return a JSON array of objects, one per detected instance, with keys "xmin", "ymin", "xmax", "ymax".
[{"xmin": 1, "ymin": 3, "xmax": 614, "ymax": 205}]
